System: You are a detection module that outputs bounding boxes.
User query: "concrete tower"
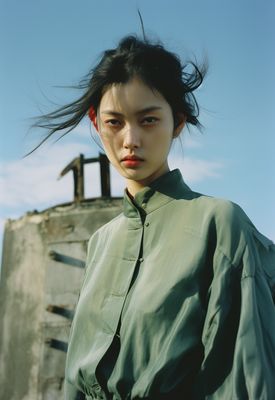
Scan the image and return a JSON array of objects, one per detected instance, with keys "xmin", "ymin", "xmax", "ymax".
[{"xmin": 0, "ymin": 154, "xmax": 123, "ymax": 400}]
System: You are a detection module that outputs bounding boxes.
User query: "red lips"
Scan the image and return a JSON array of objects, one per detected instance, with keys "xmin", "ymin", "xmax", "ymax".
[
  {"xmin": 121, "ymin": 155, "xmax": 144, "ymax": 168},
  {"xmin": 121, "ymin": 155, "xmax": 144, "ymax": 161}
]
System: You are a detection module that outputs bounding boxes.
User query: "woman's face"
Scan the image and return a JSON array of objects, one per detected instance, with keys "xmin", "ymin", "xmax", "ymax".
[{"xmin": 97, "ymin": 77, "xmax": 184, "ymax": 195}]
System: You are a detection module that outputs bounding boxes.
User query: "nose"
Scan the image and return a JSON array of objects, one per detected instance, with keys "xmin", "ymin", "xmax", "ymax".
[{"xmin": 123, "ymin": 124, "xmax": 141, "ymax": 149}]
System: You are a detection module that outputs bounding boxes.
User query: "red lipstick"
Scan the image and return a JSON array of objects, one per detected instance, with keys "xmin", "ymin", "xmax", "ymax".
[{"xmin": 121, "ymin": 155, "xmax": 144, "ymax": 168}]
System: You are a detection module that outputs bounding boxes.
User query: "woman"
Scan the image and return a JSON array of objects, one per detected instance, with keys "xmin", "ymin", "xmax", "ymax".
[{"xmin": 34, "ymin": 36, "xmax": 275, "ymax": 399}]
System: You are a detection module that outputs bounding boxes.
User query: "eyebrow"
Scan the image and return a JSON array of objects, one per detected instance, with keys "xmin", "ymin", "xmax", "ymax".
[{"xmin": 100, "ymin": 106, "xmax": 163, "ymax": 116}]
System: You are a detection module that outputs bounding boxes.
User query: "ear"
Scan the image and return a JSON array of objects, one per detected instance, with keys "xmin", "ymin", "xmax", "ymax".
[
  {"xmin": 173, "ymin": 113, "xmax": 186, "ymax": 138},
  {"xmin": 88, "ymin": 106, "xmax": 98, "ymax": 131}
]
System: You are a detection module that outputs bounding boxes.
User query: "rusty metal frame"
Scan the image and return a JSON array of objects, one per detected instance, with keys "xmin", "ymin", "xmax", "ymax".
[{"xmin": 59, "ymin": 153, "xmax": 111, "ymax": 202}]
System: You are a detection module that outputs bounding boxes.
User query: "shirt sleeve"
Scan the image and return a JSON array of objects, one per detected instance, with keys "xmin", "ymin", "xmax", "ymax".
[{"xmin": 198, "ymin": 231, "xmax": 275, "ymax": 399}]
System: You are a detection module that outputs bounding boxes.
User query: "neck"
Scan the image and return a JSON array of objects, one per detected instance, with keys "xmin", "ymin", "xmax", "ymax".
[
  {"xmin": 126, "ymin": 164, "xmax": 170, "ymax": 197},
  {"xmin": 126, "ymin": 180, "xmax": 148, "ymax": 197}
]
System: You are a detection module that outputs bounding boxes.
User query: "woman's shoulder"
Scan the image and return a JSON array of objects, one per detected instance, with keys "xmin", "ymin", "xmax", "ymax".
[
  {"xmin": 189, "ymin": 191, "xmax": 254, "ymax": 231},
  {"xmin": 192, "ymin": 193, "xmax": 274, "ymax": 265}
]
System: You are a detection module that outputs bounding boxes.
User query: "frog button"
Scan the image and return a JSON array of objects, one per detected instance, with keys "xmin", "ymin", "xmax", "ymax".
[
  {"xmin": 92, "ymin": 383, "xmax": 101, "ymax": 392},
  {"xmin": 91, "ymin": 382, "xmax": 106, "ymax": 399}
]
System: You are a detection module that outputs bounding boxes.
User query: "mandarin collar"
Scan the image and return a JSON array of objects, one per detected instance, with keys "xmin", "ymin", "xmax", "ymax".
[{"xmin": 123, "ymin": 169, "xmax": 192, "ymax": 218}]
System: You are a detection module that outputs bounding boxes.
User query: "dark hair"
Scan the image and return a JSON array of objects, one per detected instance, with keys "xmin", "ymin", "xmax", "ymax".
[{"xmin": 31, "ymin": 35, "xmax": 207, "ymax": 152}]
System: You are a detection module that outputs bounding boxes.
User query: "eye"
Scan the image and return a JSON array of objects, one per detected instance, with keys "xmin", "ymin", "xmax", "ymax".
[
  {"xmin": 141, "ymin": 116, "xmax": 159, "ymax": 125},
  {"xmin": 105, "ymin": 118, "xmax": 121, "ymax": 127}
]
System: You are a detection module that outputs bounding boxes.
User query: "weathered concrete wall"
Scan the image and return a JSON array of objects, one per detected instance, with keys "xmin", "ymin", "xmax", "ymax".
[
  {"xmin": 0, "ymin": 199, "xmax": 122, "ymax": 400},
  {"xmin": 0, "ymin": 214, "xmax": 46, "ymax": 400}
]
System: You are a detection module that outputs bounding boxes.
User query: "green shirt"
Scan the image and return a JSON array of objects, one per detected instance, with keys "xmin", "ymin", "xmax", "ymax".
[{"xmin": 65, "ymin": 169, "xmax": 275, "ymax": 399}]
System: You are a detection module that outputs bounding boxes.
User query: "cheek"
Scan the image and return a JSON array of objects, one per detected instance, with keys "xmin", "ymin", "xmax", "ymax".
[
  {"xmin": 98, "ymin": 131, "xmax": 111, "ymax": 149},
  {"xmin": 155, "ymin": 130, "xmax": 174, "ymax": 152},
  {"xmin": 99, "ymin": 135, "xmax": 119, "ymax": 161}
]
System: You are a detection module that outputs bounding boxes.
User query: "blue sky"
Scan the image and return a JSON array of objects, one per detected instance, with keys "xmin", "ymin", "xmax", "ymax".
[{"xmin": 0, "ymin": 0, "xmax": 274, "ymax": 258}]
